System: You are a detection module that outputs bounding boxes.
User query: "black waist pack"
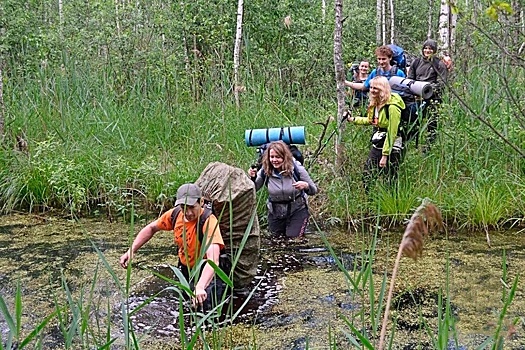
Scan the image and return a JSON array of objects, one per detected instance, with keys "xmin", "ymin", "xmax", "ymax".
[{"xmin": 371, "ymin": 130, "xmax": 387, "ymax": 148}]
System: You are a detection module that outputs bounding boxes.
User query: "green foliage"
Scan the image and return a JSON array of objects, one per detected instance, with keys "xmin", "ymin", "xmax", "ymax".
[
  {"xmin": 0, "ymin": 281, "xmax": 57, "ymax": 349},
  {"xmin": 0, "ymin": 0, "xmax": 523, "ymax": 229},
  {"xmin": 486, "ymin": 1, "xmax": 513, "ymax": 20}
]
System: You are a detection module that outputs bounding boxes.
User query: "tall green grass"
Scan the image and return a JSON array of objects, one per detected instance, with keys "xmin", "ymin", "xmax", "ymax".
[
  {"xmin": 0, "ymin": 197, "xmax": 259, "ymax": 349},
  {"xmin": 1, "ymin": 61, "xmax": 524, "ymax": 229}
]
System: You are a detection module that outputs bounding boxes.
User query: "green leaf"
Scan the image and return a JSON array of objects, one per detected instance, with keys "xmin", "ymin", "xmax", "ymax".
[
  {"xmin": 19, "ymin": 310, "xmax": 59, "ymax": 348},
  {"xmin": 340, "ymin": 314, "xmax": 375, "ymax": 349},
  {"xmin": 0, "ymin": 295, "xmax": 15, "ymax": 334},
  {"xmin": 15, "ymin": 281, "xmax": 22, "ymax": 339}
]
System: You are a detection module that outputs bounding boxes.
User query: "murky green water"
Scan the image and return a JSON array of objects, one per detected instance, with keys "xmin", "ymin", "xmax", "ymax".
[{"xmin": 0, "ymin": 213, "xmax": 524, "ymax": 349}]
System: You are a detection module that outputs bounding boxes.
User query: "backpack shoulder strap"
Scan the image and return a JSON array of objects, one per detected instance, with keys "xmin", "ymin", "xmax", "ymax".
[
  {"xmin": 260, "ymin": 171, "xmax": 269, "ymax": 187},
  {"xmin": 389, "ymin": 66, "xmax": 398, "ymax": 76},
  {"xmin": 292, "ymin": 162, "xmax": 301, "ymax": 182},
  {"xmin": 198, "ymin": 207, "xmax": 213, "ymax": 244},
  {"xmin": 170, "ymin": 205, "xmax": 182, "ymax": 227},
  {"xmin": 384, "ymin": 103, "xmax": 391, "ymax": 120},
  {"xmin": 383, "ymin": 103, "xmax": 403, "ymax": 121},
  {"xmin": 171, "ymin": 205, "xmax": 213, "ymax": 244}
]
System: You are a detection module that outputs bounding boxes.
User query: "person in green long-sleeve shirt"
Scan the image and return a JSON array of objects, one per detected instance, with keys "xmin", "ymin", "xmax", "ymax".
[{"xmin": 347, "ymin": 76, "xmax": 405, "ymax": 193}]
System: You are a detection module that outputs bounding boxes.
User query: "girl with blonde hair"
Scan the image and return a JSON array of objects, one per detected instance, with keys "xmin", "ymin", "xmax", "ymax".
[{"xmin": 347, "ymin": 76, "xmax": 405, "ymax": 193}]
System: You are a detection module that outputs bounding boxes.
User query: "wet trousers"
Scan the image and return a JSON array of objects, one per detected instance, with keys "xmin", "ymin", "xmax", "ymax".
[
  {"xmin": 362, "ymin": 146, "xmax": 402, "ymax": 194},
  {"xmin": 178, "ymin": 255, "xmax": 231, "ymax": 311},
  {"xmin": 268, "ymin": 205, "xmax": 310, "ymax": 238}
]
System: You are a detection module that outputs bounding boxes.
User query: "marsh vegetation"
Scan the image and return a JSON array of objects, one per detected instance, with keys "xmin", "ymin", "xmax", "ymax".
[
  {"xmin": 0, "ymin": 0, "xmax": 524, "ymax": 348},
  {"xmin": 0, "ymin": 213, "xmax": 524, "ymax": 349}
]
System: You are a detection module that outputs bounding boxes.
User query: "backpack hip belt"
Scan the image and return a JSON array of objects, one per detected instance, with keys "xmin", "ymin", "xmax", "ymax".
[{"xmin": 269, "ymin": 193, "xmax": 304, "ymax": 204}]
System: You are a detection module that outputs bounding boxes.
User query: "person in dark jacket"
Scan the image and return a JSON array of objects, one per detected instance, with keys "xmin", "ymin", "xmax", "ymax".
[
  {"xmin": 407, "ymin": 39, "xmax": 448, "ymax": 150},
  {"xmin": 248, "ymin": 141, "xmax": 317, "ymax": 239}
]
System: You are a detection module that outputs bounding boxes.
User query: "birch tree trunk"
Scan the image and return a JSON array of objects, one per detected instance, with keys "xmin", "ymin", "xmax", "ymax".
[
  {"xmin": 382, "ymin": 0, "xmax": 386, "ymax": 45},
  {"xmin": 439, "ymin": 0, "xmax": 458, "ymax": 53},
  {"xmin": 233, "ymin": 0, "xmax": 244, "ymax": 108},
  {"xmin": 0, "ymin": 66, "xmax": 5, "ymax": 141},
  {"xmin": 322, "ymin": 0, "xmax": 327, "ymax": 22},
  {"xmin": 376, "ymin": 0, "xmax": 382, "ymax": 45},
  {"xmin": 438, "ymin": 0, "xmax": 450, "ymax": 50},
  {"xmin": 521, "ymin": 6, "xmax": 525, "ymax": 52},
  {"xmin": 334, "ymin": 0, "xmax": 346, "ymax": 170},
  {"xmin": 427, "ymin": 0, "xmax": 433, "ymax": 39},
  {"xmin": 449, "ymin": 2, "xmax": 457, "ymax": 51},
  {"xmin": 389, "ymin": 0, "xmax": 395, "ymax": 43}
]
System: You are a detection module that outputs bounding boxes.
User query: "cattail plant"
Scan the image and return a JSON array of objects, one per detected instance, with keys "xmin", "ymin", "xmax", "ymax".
[{"xmin": 378, "ymin": 198, "xmax": 443, "ymax": 350}]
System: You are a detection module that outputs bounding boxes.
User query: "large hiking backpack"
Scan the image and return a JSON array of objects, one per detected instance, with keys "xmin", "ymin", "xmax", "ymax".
[
  {"xmin": 384, "ymin": 101, "xmax": 427, "ymax": 143},
  {"xmin": 194, "ymin": 162, "xmax": 260, "ymax": 289},
  {"xmin": 388, "ymin": 44, "xmax": 407, "ymax": 74}
]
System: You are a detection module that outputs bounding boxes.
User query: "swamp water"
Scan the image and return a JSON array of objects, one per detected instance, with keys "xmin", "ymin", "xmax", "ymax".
[{"xmin": 0, "ymin": 213, "xmax": 524, "ymax": 349}]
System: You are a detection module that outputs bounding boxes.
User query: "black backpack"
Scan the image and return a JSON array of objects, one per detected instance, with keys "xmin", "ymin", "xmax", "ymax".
[{"xmin": 384, "ymin": 101, "xmax": 427, "ymax": 143}]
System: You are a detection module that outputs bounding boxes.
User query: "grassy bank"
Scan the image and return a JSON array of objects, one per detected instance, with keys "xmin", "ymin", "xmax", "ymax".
[{"xmin": 0, "ymin": 64, "xmax": 524, "ymax": 229}]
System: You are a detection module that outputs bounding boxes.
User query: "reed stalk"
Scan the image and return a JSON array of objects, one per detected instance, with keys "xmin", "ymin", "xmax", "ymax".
[{"xmin": 378, "ymin": 199, "xmax": 443, "ymax": 350}]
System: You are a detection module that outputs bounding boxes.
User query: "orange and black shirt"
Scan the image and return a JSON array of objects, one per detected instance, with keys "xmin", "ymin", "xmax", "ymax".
[{"xmin": 156, "ymin": 208, "xmax": 224, "ymax": 268}]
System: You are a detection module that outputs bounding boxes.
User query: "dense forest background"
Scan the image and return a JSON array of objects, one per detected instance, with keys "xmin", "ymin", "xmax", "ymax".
[{"xmin": 0, "ymin": 0, "xmax": 523, "ymax": 228}]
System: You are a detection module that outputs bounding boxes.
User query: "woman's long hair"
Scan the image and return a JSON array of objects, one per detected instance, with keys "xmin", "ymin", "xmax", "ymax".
[
  {"xmin": 262, "ymin": 141, "xmax": 294, "ymax": 177},
  {"xmin": 368, "ymin": 76, "xmax": 391, "ymax": 111}
]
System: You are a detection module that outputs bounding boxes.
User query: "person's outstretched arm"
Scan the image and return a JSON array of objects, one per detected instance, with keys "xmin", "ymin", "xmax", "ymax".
[
  {"xmin": 193, "ymin": 242, "xmax": 221, "ymax": 305},
  {"xmin": 348, "ymin": 69, "xmax": 377, "ymax": 91},
  {"xmin": 119, "ymin": 220, "xmax": 161, "ymax": 268}
]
